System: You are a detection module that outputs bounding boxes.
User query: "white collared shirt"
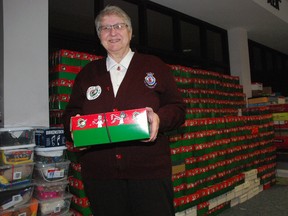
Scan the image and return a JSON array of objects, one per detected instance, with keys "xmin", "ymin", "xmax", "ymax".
[{"xmin": 106, "ymin": 49, "xmax": 134, "ymax": 97}]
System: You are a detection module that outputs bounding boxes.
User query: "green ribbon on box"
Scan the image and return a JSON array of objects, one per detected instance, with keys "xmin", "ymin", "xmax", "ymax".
[
  {"xmin": 50, "ymin": 72, "xmax": 77, "ymax": 81},
  {"xmin": 73, "ymin": 127, "xmax": 111, "ymax": 147}
]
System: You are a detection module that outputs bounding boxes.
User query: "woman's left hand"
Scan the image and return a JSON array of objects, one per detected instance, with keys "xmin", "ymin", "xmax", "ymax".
[{"xmin": 143, "ymin": 107, "xmax": 160, "ymax": 142}]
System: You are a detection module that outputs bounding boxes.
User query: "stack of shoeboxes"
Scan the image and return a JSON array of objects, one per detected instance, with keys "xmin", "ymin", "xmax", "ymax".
[
  {"xmin": 270, "ymin": 104, "xmax": 288, "ymax": 149},
  {"xmin": 248, "ymin": 83, "xmax": 285, "ymax": 107},
  {"xmin": 49, "ymin": 49, "xmax": 103, "ymax": 216},
  {"xmin": 0, "ymin": 127, "xmax": 38, "ymax": 216},
  {"xmin": 65, "ymin": 142, "xmax": 93, "ymax": 216},
  {"xmin": 33, "ymin": 127, "xmax": 72, "ymax": 216},
  {"xmin": 49, "ymin": 49, "xmax": 103, "ymax": 127},
  {"xmin": 268, "ymin": 104, "xmax": 288, "ymax": 183},
  {"xmin": 169, "ymin": 65, "xmax": 276, "ymax": 216}
]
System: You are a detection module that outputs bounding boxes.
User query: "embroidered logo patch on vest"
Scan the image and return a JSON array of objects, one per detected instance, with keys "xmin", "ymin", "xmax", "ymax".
[
  {"xmin": 144, "ymin": 72, "xmax": 157, "ymax": 88},
  {"xmin": 86, "ymin": 85, "xmax": 101, "ymax": 100}
]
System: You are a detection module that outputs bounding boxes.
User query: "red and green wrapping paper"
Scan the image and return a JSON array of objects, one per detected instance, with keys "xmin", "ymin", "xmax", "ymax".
[{"xmin": 71, "ymin": 108, "xmax": 150, "ymax": 147}]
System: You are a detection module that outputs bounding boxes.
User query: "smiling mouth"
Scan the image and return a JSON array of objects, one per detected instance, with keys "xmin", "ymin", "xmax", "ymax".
[{"xmin": 109, "ymin": 39, "xmax": 120, "ymax": 43}]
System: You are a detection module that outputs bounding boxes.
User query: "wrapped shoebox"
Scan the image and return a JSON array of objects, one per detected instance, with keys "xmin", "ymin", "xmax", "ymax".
[
  {"xmin": 49, "ymin": 94, "xmax": 70, "ymax": 110},
  {"xmin": 51, "ymin": 49, "xmax": 102, "ymax": 67},
  {"xmin": 71, "ymin": 196, "xmax": 90, "ymax": 208},
  {"xmin": 69, "ymin": 162, "xmax": 82, "ymax": 180},
  {"xmin": 49, "ymin": 110, "xmax": 64, "ymax": 127},
  {"xmin": 34, "ymin": 146, "xmax": 67, "ymax": 163},
  {"xmin": 0, "ymin": 184, "xmax": 34, "ymax": 211},
  {"xmin": 0, "ymin": 198, "xmax": 38, "ymax": 216},
  {"xmin": 71, "ymin": 108, "xmax": 150, "ymax": 147},
  {"xmin": 34, "ymin": 180, "xmax": 69, "ymax": 200},
  {"xmin": 49, "ymin": 78, "xmax": 74, "ymax": 95},
  {"xmin": 272, "ymin": 112, "xmax": 288, "ymax": 121},
  {"xmin": 69, "ymin": 208, "xmax": 92, "ymax": 216},
  {"xmin": 0, "ymin": 144, "xmax": 35, "ymax": 165},
  {"xmin": 0, "ymin": 162, "xmax": 34, "ymax": 189},
  {"xmin": 70, "ymin": 194, "xmax": 93, "ymax": 216},
  {"xmin": 0, "ymin": 127, "xmax": 35, "ymax": 147},
  {"xmin": 49, "ymin": 64, "xmax": 80, "ymax": 81},
  {"xmin": 33, "ymin": 160, "xmax": 70, "ymax": 182},
  {"xmin": 37, "ymin": 192, "xmax": 72, "ymax": 216},
  {"xmin": 35, "ymin": 127, "xmax": 66, "ymax": 148},
  {"xmin": 68, "ymin": 176, "xmax": 86, "ymax": 197}
]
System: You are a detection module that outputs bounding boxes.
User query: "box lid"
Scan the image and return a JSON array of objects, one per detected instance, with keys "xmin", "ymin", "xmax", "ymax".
[
  {"xmin": 0, "ymin": 144, "xmax": 36, "ymax": 150},
  {"xmin": 0, "ymin": 127, "xmax": 34, "ymax": 132}
]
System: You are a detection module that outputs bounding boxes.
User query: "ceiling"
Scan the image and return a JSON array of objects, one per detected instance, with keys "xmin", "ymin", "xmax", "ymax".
[{"xmin": 150, "ymin": 0, "xmax": 288, "ymax": 55}]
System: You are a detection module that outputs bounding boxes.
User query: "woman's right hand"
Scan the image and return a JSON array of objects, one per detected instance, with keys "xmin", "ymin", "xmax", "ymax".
[{"xmin": 70, "ymin": 114, "xmax": 80, "ymax": 140}]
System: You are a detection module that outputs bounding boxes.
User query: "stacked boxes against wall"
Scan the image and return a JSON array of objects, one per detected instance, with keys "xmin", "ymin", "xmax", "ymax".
[
  {"xmin": 49, "ymin": 49, "xmax": 103, "ymax": 216},
  {"xmin": 49, "ymin": 49, "xmax": 103, "ymax": 126},
  {"xmin": 66, "ymin": 142, "xmax": 93, "ymax": 216},
  {"xmin": 169, "ymin": 65, "xmax": 276, "ymax": 216},
  {"xmin": 0, "ymin": 127, "xmax": 38, "ymax": 216},
  {"xmin": 268, "ymin": 104, "xmax": 288, "ymax": 182},
  {"xmin": 270, "ymin": 104, "xmax": 288, "ymax": 149}
]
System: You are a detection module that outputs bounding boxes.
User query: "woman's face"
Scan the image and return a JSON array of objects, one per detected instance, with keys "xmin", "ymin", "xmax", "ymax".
[{"xmin": 99, "ymin": 14, "xmax": 132, "ymax": 57}]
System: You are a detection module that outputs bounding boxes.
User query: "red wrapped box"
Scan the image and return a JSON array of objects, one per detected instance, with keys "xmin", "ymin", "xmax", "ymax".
[{"xmin": 71, "ymin": 108, "xmax": 150, "ymax": 147}]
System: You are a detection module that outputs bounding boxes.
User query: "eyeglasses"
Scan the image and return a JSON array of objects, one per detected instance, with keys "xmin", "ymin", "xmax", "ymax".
[{"xmin": 98, "ymin": 23, "xmax": 128, "ymax": 33}]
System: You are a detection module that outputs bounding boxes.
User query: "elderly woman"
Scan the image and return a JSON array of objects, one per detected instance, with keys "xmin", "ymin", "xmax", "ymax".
[{"xmin": 63, "ymin": 5, "xmax": 186, "ymax": 216}]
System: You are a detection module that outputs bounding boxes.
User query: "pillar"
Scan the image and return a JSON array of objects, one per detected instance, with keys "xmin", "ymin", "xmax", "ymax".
[{"xmin": 228, "ymin": 27, "xmax": 252, "ymax": 100}]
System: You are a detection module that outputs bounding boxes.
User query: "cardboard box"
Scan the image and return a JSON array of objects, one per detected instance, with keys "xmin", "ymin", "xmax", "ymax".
[
  {"xmin": 208, "ymin": 198, "xmax": 218, "ymax": 210},
  {"xmin": 251, "ymin": 82, "xmax": 263, "ymax": 91},
  {"xmin": 274, "ymin": 136, "xmax": 288, "ymax": 149},
  {"xmin": 185, "ymin": 206, "xmax": 197, "ymax": 216},
  {"xmin": 35, "ymin": 127, "xmax": 66, "ymax": 147},
  {"xmin": 273, "ymin": 112, "xmax": 288, "ymax": 121},
  {"xmin": 248, "ymin": 97, "xmax": 269, "ymax": 104},
  {"xmin": 269, "ymin": 96, "xmax": 285, "ymax": 104},
  {"xmin": 274, "ymin": 120, "xmax": 288, "ymax": 130},
  {"xmin": 274, "ymin": 130, "xmax": 288, "ymax": 137},
  {"xmin": 172, "ymin": 163, "xmax": 185, "ymax": 175},
  {"xmin": 252, "ymin": 90, "xmax": 263, "ymax": 97},
  {"xmin": 243, "ymin": 169, "xmax": 258, "ymax": 181},
  {"xmin": 72, "ymin": 108, "xmax": 150, "ymax": 147},
  {"xmin": 230, "ymin": 197, "xmax": 239, "ymax": 207},
  {"xmin": 239, "ymin": 193, "xmax": 248, "ymax": 203},
  {"xmin": 226, "ymin": 190, "xmax": 235, "ymax": 201},
  {"xmin": 263, "ymin": 86, "xmax": 272, "ymax": 95},
  {"xmin": 269, "ymin": 104, "xmax": 288, "ymax": 113},
  {"xmin": 217, "ymin": 194, "xmax": 227, "ymax": 206}
]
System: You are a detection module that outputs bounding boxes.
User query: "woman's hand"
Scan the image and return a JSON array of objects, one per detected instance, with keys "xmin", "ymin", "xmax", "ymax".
[
  {"xmin": 143, "ymin": 107, "xmax": 160, "ymax": 142},
  {"xmin": 70, "ymin": 114, "xmax": 80, "ymax": 140}
]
